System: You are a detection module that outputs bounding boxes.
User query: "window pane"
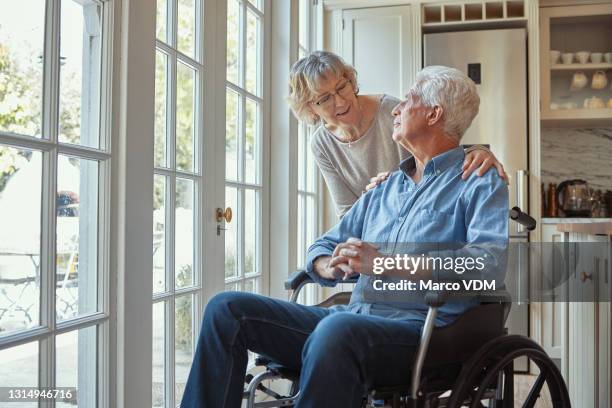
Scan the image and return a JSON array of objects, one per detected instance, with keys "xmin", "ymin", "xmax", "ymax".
[
  {"xmin": 247, "ymin": 0, "xmax": 263, "ymax": 12},
  {"xmin": 56, "ymin": 326, "xmax": 97, "ymax": 408},
  {"xmin": 176, "ymin": 61, "xmax": 195, "ymax": 172},
  {"xmin": 0, "ymin": 147, "xmax": 41, "ymax": 335},
  {"xmin": 177, "ymin": 0, "xmax": 196, "ymax": 59},
  {"xmin": 175, "ymin": 178, "xmax": 194, "ymax": 288},
  {"xmin": 0, "ymin": 341, "xmax": 38, "ymax": 407},
  {"xmin": 306, "ymin": 129, "xmax": 317, "ymax": 193},
  {"xmin": 245, "ymin": 10, "xmax": 260, "ymax": 95},
  {"xmin": 153, "ymin": 174, "xmax": 166, "ymax": 293},
  {"xmin": 59, "ymin": 0, "xmax": 102, "ymax": 148},
  {"xmin": 244, "ymin": 189, "xmax": 257, "ymax": 275},
  {"xmin": 244, "ymin": 278, "xmax": 258, "ymax": 294},
  {"xmin": 56, "ymin": 155, "xmax": 98, "ymax": 321},
  {"xmin": 0, "ymin": 0, "xmax": 44, "ymax": 137},
  {"xmin": 156, "ymin": 0, "xmax": 167, "ymax": 42},
  {"xmin": 224, "ymin": 187, "xmax": 238, "ymax": 279},
  {"xmin": 152, "ymin": 301, "xmax": 166, "ymax": 408},
  {"xmin": 298, "ymin": 125, "xmax": 305, "ymax": 191},
  {"xmin": 226, "ymin": 0, "xmax": 240, "ymax": 85},
  {"xmin": 154, "ymin": 50, "xmax": 168, "ymax": 168},
  {"xmin": 297, "ymin": 194, "xmax": 304, "ymax": 268},
  {"xmin": 299, "ymin": 0, "xmax": 309, "ymax": 48},
  {"xmin": 225, "ymin": 89, "xmax": 239, "ymax": 181},
  {"xmin": 175, "ymin": 294, "xmax": 193, "ymax": 403},
  {"xmin": 244, "ymin": 98, "xmax": 259, "ymax": 184},
  {"xmin": 225, "ymin": 282, "xmax": 239, "ymax": 291},
  {"xmin": 306, "ymin": 195, "xmax": 316, "ymax": 248}
]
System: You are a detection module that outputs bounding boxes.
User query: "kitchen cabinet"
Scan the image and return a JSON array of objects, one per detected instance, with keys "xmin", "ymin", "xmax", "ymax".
[
  {"xmin": 340, "ymin": 5, "xmax": 416, "ymax": 99},
  {"xmin": 539, "ymin": 224, "xmax": 568, "ymax": 377},
  {"xmin": 540, "ymin": 4, "xmax": 612, "ymax": 127},
  {"xmin": 563, "ymin": 231, "xmax": 611, "ymax": 408},
  {"xmin": 539, "ymin": 223, "xmax": 611, "ymax": 406}
]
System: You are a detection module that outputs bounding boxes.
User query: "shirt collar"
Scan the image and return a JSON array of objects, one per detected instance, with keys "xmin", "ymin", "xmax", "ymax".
[{"xmin": 399, "ymin": 146, "xmax": 464, "ymax": 178}]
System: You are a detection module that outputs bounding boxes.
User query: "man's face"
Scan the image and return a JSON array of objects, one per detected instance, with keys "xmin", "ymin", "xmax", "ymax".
[{"xmin": 391, "ymin": 89, "xmax": 431, "ymax": 147}]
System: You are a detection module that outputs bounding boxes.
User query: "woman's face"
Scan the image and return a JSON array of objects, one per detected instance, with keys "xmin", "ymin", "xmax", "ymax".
[{"xmin": 309, "ymin": 73, "xmax": 361, "ymax": 128}]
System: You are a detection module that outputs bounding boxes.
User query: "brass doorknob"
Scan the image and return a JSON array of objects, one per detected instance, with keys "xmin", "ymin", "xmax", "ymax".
[
  {"xmin": 580, "ymin": 271, "xmax": 592, "ymax": 282},
  {"xmin": 216, "ymin": 207, "xmax": 232, "ymax": 223}
]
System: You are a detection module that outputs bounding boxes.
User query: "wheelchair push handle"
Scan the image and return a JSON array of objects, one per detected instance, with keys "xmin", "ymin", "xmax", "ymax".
[{"xmin": 509, "ymin": 206, "xmax": 536, "ymax": 231}]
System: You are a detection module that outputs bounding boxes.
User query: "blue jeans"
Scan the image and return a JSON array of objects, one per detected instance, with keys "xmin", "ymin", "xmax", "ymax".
[{"xmin": 180, "ymin": 291, "xmax": 423, "ymax": 408}]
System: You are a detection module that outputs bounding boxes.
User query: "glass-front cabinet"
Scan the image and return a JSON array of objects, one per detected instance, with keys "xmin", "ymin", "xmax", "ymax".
[{"xmin": 540, "ymin": 3, "xmax": 612, "ymax": 126}]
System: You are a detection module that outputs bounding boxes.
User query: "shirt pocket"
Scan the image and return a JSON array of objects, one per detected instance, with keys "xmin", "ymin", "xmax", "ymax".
[{"xmin": 411, "ymin": 208, "xmax": 454, "ymax": 240}]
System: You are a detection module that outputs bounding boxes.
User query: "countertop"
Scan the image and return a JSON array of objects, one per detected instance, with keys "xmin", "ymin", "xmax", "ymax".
[
  {"xmin": 556, "ymin": 222, "xmax": 612, "ymax": 235},
  {"xmin": 541, "ymin": 217, "xmax": 612, "ymax": 224}
]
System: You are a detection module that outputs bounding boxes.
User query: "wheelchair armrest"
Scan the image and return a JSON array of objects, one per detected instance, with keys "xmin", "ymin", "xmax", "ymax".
[
  {"xmin": 284, "ymin": 270, "xmax": 313, "ymax": 291},
  {"xmin": 284, "ymin": 270, "xmax": 360, "ymax": 291}
]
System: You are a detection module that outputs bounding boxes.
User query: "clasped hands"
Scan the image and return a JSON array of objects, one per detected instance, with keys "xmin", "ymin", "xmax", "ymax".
[{"xmin": 316, "ymin": 237, "xmax": 382, "ymax": 281}]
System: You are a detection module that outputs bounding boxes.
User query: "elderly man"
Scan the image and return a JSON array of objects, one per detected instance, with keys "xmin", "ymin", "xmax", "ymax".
[{"xmin": 180, "ymin": 66, "xmax": 508, "ymax": 408}]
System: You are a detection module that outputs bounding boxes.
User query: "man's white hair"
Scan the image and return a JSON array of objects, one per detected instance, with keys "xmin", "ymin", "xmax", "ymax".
[{"xmin": 412, "ymin": 65, "xmax": 480, "ymax": 141}]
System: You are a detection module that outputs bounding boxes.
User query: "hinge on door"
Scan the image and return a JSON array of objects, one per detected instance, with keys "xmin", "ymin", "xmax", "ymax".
[
  {"xmin": 342, "ymin": 19, "xmax": 345, "ymax": 30},
  {"xmin": 313, "ymin": 0, "xmax": 318, "ymax": 5}
]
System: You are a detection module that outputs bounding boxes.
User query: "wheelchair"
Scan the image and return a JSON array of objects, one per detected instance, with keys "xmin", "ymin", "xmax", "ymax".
[{"xmin": 243, "ymin": 208, "xmax": 571, "ymax": 407}]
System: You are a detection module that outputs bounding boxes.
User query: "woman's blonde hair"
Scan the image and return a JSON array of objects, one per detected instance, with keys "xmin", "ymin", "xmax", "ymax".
[{"xmin": 287, "ymin": 51, "xmax": 359, "ymax": 125}]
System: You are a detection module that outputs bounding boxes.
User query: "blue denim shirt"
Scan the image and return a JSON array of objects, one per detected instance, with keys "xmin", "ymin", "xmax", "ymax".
[{"xmin": 305, "ymin": 146, "xmax": 509, "ymax": 325}]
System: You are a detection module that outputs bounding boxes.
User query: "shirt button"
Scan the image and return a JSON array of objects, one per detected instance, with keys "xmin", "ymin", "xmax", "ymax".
[
  {"xmin": 398, "ymin": 216, "xmax": 405, "ymax": 222},
  {"xmin": 436, "ymin": 170, "xmax": 441, "ymax": 174}
]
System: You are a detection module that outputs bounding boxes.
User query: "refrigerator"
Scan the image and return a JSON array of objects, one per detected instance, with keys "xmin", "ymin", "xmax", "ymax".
[{"xmin": 424, "ymin": 29, "xmax": 530, "ymax": 370}]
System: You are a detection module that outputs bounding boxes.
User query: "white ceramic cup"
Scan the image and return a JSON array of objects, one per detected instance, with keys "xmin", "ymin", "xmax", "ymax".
[
  {"xmin": 591, "ymin": 53, "xmax": 603, "ymax": 63},
  {"xmin": 604, "ymin": 53, "xmax": 612, "ymax": 63},
  {"xmin": 576, "ymin": 51, "xmax": 590, "ymax": 64},
  {"xmin": 550, "ymin": 50, "xmax": 561, "ymax": 65},
  {"xmin": 561, "ymin": 53, "xmax": 574, "ymax": 64},
  {"xmin": 570, "ymin": 71, "xmax": 588, "ymax": 91},
  {"xmin": 562, "ymin": 102, "xmax": 577, "ymax": 110}
]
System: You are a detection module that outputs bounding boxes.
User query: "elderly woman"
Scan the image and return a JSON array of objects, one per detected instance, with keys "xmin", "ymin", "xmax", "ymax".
[{"xmin": 288, "ymin": 51, "xmax": 506, "ymax": 218}]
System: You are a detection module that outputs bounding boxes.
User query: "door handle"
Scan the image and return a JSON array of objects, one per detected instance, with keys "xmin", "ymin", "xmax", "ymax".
[
  {"xmin": 580, "ymin": 271, "xmax": 592, "ymax": 282},
  {"xmin": 216, "ymin": 207, "xmax": 233, "ymax": 223}
]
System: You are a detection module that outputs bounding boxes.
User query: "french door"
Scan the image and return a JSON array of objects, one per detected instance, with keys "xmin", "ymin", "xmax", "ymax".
[
  {"xmin": 0, "ymin": 0, "xmax": 110, "ymax": 406},
  {"xmin": 151, "ymin": 0, "xmax": 269, "ymax": 407}
]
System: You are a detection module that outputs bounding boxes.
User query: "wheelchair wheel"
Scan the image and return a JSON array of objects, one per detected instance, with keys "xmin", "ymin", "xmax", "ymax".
[{"xmin": 446, "ymin": 335, "xmax": 570, "ymax": 408}]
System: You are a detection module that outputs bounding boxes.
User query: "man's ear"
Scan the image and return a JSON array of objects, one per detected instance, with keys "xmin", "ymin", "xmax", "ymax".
[{"xmin": 426, "ymin": 105, "xmax": 443, "ymax": 126}]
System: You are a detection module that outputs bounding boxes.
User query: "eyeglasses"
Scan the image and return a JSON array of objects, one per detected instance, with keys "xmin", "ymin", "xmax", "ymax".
[{"xmin": 311, "ymin": 79, "xmax": 353, "ymax": 109}]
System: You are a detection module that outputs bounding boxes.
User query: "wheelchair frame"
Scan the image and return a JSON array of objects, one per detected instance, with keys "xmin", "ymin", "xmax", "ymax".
[{"xmin": 243, "ymin": 209, "xmax": 570, "ymax": 407}]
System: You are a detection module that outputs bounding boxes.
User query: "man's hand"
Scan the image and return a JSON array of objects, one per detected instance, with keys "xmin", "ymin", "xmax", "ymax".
[
  {"xmin": 365, "ymin": 171, "xmax": 391, "ymax": 192},
  {"xmin": 462, "ymin": 148, "xmax": 508, "ymax": 183},
  {"xmin": 313, "ymin": 255, "xmax": 356, "ymax": 281},
  {"xmin": 336, "ymin": 237, "xmax": 381, "ymax": 276}
]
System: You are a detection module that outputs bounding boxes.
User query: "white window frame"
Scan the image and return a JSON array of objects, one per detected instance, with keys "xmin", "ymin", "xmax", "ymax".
[
  {"xmin": 151, "ymin": 0, "xmax": 206, "ymax": 405},
  {"xmin": 294, "ymin": 0, "xmax": 325, "ymax": 306},
  {"xmin": 115, "ymin": 0, "xmax": 271, "ymax": 406},
  {"xmin": 223, "ymin": 0, "xmax": 270, "ymax": 296},
  {"xmin": 0, "ymin": 0, "xmax": 113, "ymax": 406}
]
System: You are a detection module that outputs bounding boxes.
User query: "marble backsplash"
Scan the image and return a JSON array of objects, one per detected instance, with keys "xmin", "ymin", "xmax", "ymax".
[{"xmin": 541, "ymin": 127, "xmax": 612, "ymax": 191}]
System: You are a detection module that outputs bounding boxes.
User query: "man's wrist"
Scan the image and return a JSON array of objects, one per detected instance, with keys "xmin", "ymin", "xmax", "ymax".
[{"xmin": 313, "ymin": 255, "xmax": 331, "ymax": 277}]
